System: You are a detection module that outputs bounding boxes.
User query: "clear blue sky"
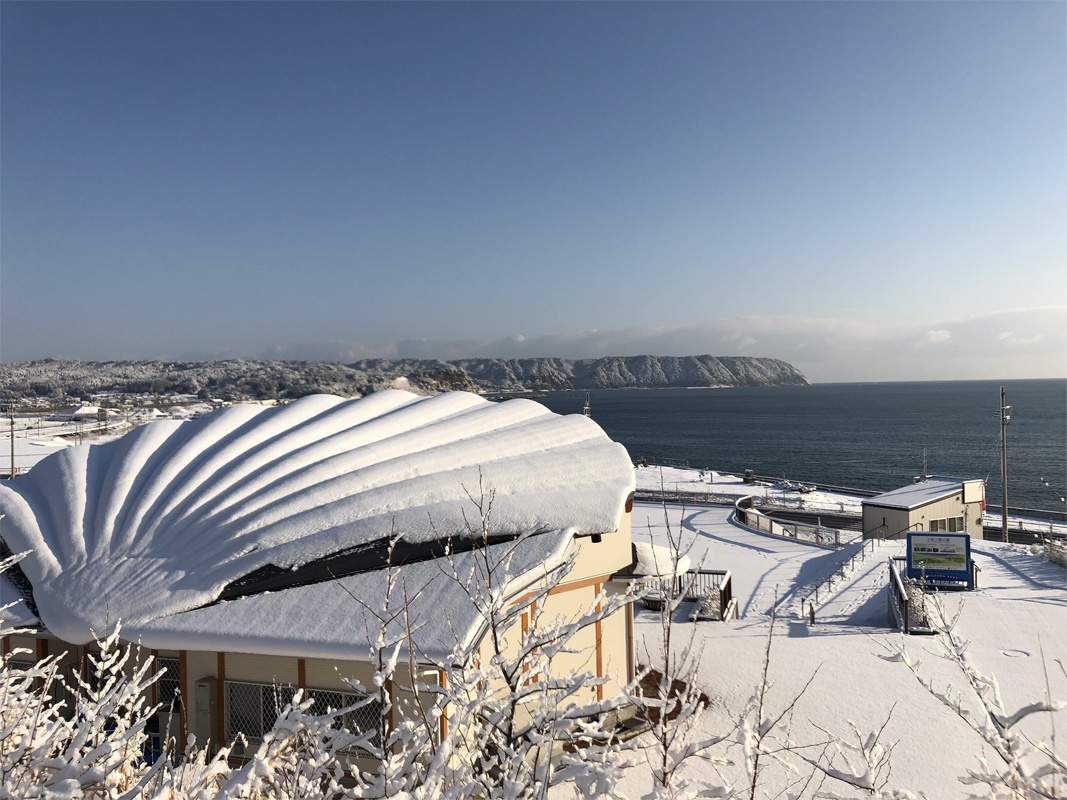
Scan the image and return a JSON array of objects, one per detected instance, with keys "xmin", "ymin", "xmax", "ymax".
[{"xmin": 2, "ymin": 2, "xmax": 1064, "ymax": 382}]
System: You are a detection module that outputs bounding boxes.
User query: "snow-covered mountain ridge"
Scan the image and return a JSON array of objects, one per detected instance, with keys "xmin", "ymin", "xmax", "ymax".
[{"xmin": 0, "ymin": 355, "xmax": 808, "ymax": 401}]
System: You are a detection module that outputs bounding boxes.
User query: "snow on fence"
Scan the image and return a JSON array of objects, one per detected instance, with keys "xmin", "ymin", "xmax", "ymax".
[
  {"xmin": 634, "ymin": 487, "xmax": 859, "ymax": 516},
  {"xmin": 887, "ymin": 557, "xmax": 936, "ymax": 635},
  {"xmin": 1043, "ymin": 537, "xmax": 1067, "ymax": 568},
  {"xmin": 733, "ymin": 496, "xmax": 842, "ymax": 548},
  {"xmin": 634, "ymin": 488, "xmax": 755, "ymax": 507},
  {"xmin": 638, "ymin": 569, "xmax": 737, "ymax": 622}
]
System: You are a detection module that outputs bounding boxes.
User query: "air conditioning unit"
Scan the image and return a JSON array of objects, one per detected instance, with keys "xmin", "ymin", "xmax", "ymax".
[{"xmin": 193, "ymin": 676, "xmax": 218, "ymax": 752}]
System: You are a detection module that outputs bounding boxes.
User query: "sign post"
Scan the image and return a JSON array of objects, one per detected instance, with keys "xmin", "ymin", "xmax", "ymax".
[{"xmin": 907, "ymin": 533, "xmax": 973, "ymax": 589}]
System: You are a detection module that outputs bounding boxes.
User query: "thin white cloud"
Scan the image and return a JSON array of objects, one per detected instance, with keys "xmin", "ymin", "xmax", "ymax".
[
  {"xmin": 262, "ymin": 340, "xmax": 399, "ymax": 362},
  {"xmin": 921, "ymin": 330, "xmax": 953, "ymax": 345},
  {"xmin": 260, "ymin": 306, "xmax": 1067, "ymax": 383}
]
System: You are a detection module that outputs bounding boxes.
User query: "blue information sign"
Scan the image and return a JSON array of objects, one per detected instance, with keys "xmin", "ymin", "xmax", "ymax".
[{"xmin": 907, "ymin": 533, "xmax": 972, "ymax": 589}]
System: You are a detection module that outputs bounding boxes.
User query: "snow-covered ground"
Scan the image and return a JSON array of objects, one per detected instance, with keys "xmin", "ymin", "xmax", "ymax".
[
  {"xmin": 606, "ymin": 500, "xmax": 1067, "ymax": 799},
  {"xmin": 0, "ymin": 435, "xmax": 73, "ymax": 477},
  {"xmin": 0, "ymin": 405, "xmax": 217, "ymax": 475}
]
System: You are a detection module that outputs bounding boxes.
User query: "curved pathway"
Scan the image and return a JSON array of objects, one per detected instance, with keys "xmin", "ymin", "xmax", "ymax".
[{"xmin": 631, "ymin": 502, "xmax": 860, "ymax": 619}]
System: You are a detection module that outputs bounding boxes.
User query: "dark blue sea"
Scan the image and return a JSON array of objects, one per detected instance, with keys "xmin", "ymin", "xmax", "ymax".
[{"xmin": 534, "ymin": 379, "xmax": 1066, "ymax": 513}]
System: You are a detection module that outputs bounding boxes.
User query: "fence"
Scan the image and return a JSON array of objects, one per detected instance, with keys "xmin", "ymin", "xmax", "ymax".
[
  {"xmin": 634, "ymin": 488, "xmax": 753, "ymax": 507},
  {"xmin": 638, "ymin": 569, "xmax": 736, "ymax": 622},
  {"xmin": 635, "ymin": 487, "xmax": 860, "ymax": 517},
  {"xmin": 733, "ymin": 496, "xmax": 842, "ymax": 548}
]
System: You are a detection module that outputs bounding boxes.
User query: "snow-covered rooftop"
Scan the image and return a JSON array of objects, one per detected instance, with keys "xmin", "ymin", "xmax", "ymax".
[
  {"xmin": 0, "ymin": 573, "xmax": 38, "ymax": 629},
  {"xmin": 0, "ymin": 391, "xmax": 635, "ymax": 647},
  {"xmin": 864, "ymin": 475, "xmax": 972, "ymax": 510},
  {"xmin": 133, "ymin": 530, "xmax": 575, "ymax": 661}
]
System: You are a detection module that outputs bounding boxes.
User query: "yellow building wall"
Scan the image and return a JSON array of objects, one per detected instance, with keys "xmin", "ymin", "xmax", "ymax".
[
  {"xmin": 863, "ymin": 506, "xmax": 911, "ymax": 539},
  {"xmin": 568, "ymin": 509, "xmax": 632, "ymax": 585},
  {"xmin": 864, "ymin": 491, "xmax": 985, "ymax": 539}
]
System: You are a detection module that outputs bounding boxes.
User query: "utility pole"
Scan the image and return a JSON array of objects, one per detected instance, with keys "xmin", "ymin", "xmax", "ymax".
[
  {"xmin": 1000, "ymin": 386, "xmax": 1011, "ymax": 543},
  {"xmin": 8, "ymin": 406, "xmax": 14, "ymax": 480}
]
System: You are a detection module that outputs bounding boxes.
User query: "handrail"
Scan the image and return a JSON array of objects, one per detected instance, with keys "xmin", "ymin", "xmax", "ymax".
[
  {"xmin": 734, "ymin": 496, "xmax": 843, "ymax": 548},
  {"xmin": 887, "ymin": 557, "xmax": 911, "ymax": 635},
  {"xmin": 864, "ymin": 524, "xmax": 888, "ymax": 540},
  {"xmin": 887, "ymin": 557, "xmax": 937, "ymax": 634},
  {"xmin": 801, "ymin": 537, "xmax": 880, "ymax": 619}
]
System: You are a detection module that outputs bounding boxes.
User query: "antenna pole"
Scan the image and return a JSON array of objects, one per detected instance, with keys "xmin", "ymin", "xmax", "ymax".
[{"xmin": 1000, "ymin": 386, "xmax": 1010, "ymax": 543}]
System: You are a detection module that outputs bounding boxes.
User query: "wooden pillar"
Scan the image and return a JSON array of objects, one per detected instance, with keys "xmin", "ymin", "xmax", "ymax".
[
  {"xmin": 438, "ymin": 670, "xmax": 448, "ymax": 741},
  {"xmin": 216, "ymin": 653, "xmax": 226, "ymax": 748},
  {"xmin": 529, "ymin": 600, "xmax": 539, "ymax": 683},
  {"xmin": 297, "ymin": 658, "xmax": 306, "ymax": 691},
  {"xmin": 626, "ymin": 601, "xmax": 635, "ymax": 682},
  {"xmin": 594, "ymin": 584, "xmax": 604, "ymax": 701},
  {"xmin": 384, "ymin": 677, "xmax": 394, "ymax": 737},
  {"xmin": 179, "ymin": 651, "xmax": 188, "ymax": 749},
  {"xmin": 151, "ymin": 650, "xmax": 159, "ymax": 707},
  {"xmin": 35, "ymin": 639, "xmax": 48, "ymax": 692}
]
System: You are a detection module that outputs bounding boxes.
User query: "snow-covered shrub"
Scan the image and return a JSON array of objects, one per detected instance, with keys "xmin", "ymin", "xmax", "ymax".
[
  {"xmin": 1036, "ymin": 537, "xmax": 1067, "ymax": 569},
  {"xmin": 340, "ymin": 479, "xmax": 643, "ymax": 800},
  {"xmin": 901, "ymin": 577, "xmax": 929, "ymax": 627}
]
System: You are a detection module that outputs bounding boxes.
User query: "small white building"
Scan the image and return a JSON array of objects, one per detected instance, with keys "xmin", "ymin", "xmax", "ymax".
[
  {"xmin": 47, "ymin": 405, "xmax": 112, "ymax": 422},
  {"xmin": 862, "ymin": 476, "xmax": 986, "ymax": 540}
]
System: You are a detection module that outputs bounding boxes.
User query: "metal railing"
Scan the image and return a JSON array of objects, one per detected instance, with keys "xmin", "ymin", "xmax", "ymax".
[
  {"xmin": 635, "ymin": 487, "xmax": 861, "ymax": 517},
  {"xmin": 637, "ymin": 568, "xmax": 736, "ymax": 621},
  {"xmin": 801, "ymin": 537, "xmax": 881, "ymax": 620},
  {"xmin": 634, "ymin": 488, "xmax": 752, "ymax": 507},
  {"xmin": 887, "ymin": 557, "xmax": 912, "ymax": 634},
  {"xmin": 734, "ymin": 496, "xmax": 842, "ymax": 548},
  {"xmin": 887, "ymin": 557, "xmax": 937, "ymax": 635}
]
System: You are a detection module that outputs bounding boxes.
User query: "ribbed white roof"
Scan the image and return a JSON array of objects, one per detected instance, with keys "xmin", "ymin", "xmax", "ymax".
[{"xmin": 0, "ymin": 391, "xmax": 635, "ymax": 646}]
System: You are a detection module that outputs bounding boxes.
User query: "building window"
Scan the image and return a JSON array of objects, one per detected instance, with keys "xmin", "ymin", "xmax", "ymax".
[
  {"xmin": 930, "ymin": 517, "xmax": 965, "ymax": 533},
  {"xmin": 224, "ymin": 681, "xmax": 381, "ymax": 754},
  {"xmin": 225, "ymin": 681, "xmax": 297, "ymax": 747},
  {"xmin": 306, "ymin": 687, "xmax": 383, "ymax": 753},
  {"xmin": 157, "ymin": 657, "xmax": 181, "ymax": 710}
]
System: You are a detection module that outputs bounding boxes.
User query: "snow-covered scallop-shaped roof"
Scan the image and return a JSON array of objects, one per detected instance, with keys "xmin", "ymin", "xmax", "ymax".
[{"xmin": 0, "ymin": 391, "xmax": 635, "ymax": 645}]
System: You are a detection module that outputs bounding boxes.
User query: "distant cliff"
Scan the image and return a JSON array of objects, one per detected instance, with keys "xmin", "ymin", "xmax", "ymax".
[
  {"xmin": 353, "ymin": 355, "xmax": 809, "ymax": 392},
  {"xmin": 0, "ymin": 355, "xmax": 807, "ymax": 402}
]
